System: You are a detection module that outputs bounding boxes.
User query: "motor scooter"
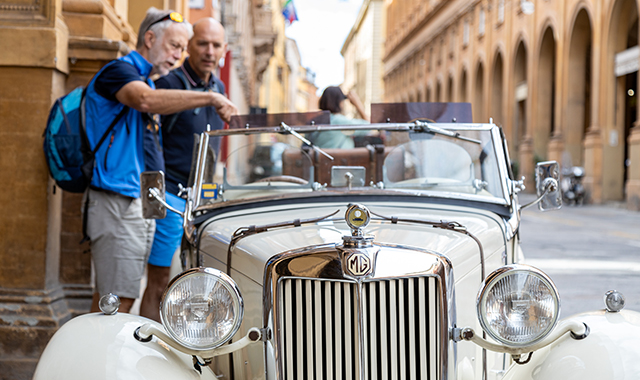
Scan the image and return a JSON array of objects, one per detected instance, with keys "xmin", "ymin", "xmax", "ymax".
[{"xmin": 560, "ymin": 166, "xmax": 585, "ymax": 205}]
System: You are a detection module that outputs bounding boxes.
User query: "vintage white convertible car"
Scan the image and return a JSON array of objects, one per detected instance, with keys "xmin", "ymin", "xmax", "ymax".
[{"xmin": 34, "ymin": 103, "xmax": 640, "ymax": 380}]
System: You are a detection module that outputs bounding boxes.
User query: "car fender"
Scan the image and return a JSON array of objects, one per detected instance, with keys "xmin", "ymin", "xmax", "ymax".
[
  {"xmin": 502, "ymin": 309, "xmax": 640, "ymax": 380},
  {"xmin": 33, "ymin": 312, "xmax": 216, "ymax": 380}
]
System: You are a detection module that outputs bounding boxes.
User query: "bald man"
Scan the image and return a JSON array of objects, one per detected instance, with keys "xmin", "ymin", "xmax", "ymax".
[{"xmin": 140, "ymin": 18, "xmax": 234, "ymax": 321}]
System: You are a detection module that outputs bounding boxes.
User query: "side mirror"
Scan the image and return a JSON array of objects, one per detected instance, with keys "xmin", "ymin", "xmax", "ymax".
[
  {"xmin": 535, "ymin": 161, "xmax": 562, "ymax": 211},
  {"xmin": 141, "ymin": 171, "xmax": 167, "ymax": 219}
]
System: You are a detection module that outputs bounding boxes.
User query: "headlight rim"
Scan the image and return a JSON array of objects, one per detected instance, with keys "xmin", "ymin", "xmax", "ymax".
[
  {"xmin": 476, "ymin": 264, "xmax": 560, "ymax": 347},
  {"xmin": 160, "ymin": 267, "xmax": 244, "ymax": 351}
]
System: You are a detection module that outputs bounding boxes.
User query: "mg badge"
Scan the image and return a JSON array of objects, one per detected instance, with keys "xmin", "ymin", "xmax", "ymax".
[{"xmin": 346, "ymin": 252, "xmax": 372, "ymax": 277}]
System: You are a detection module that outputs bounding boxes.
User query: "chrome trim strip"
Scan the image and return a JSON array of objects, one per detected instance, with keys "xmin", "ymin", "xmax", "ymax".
[{"xmin": 263, "ymin": 243, "xmax": 454, "ymax": 380}]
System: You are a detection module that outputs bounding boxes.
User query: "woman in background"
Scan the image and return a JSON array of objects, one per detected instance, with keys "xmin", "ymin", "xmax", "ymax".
[{"xmin": 308, "ymin": 86, "xmax": 371, "ymax": 148}]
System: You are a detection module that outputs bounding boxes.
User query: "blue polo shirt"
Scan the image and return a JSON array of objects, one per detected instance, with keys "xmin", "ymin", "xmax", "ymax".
[
  {"xmin": 84, "ymin": 51, "xmax": 161, "ymax": 198},
  {"xmin": 154, "ymin": 58, "xmax": 225, "ymax": 196}
]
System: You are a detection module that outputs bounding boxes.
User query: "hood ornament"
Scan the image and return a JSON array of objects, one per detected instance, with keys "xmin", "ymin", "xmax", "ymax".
[
  {"xmin": 341, "ymin": 204, "xmax": 377, "ymax": 279},
  {"xmin": 343, "ymin": 203, "xmax": 373, "ymax": 246}
]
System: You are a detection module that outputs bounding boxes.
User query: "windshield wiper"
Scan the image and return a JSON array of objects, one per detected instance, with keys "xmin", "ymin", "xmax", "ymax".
[
  {"xmin": 413, "ymin": 120, "xmax": 482, "ymax": 144},
  {"xmin": 280, "ymin": 122, "xmax": 334, "ymax": 161}
]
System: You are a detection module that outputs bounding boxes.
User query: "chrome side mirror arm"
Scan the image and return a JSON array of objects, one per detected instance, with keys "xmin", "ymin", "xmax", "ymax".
[
  {"xmin": 520, "ymin": 177, "xmax": 558, "ymax": 210},
  {"xmin": 519, "ymin": 161, "xmax": 563, "ymax": 211},
  {"xmin": 147, "ymin": 187, "xmax": 184, "ymax": 218}
]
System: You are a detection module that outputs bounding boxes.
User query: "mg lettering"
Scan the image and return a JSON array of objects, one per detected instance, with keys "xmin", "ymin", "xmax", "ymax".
[{"xmin": 346, "ymin": 252, "xmax": 371, "ymax": 276}]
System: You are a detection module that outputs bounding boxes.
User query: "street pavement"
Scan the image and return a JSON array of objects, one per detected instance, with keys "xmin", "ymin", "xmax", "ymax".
[{"xmin": 518, "ymin": 193, "xmax": 640, "ymax": 318}]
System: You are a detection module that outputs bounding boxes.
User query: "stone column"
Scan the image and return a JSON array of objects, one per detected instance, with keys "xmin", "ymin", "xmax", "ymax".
[
  {"xmin": 0, "ymin": 1, "xmax": 71, "ymax": 378},
  {"xmin": 548, "ymin": 134, "xmax": 565, "ymax": 163},
  {"xmin": 627, "ymin": 125, "xmax": 640, "ymax": 210},
  {"xmin": 584, "ymin": 129, "xmax": 604, "ymax": 204},
  {"xmin": 519, "ymin": 136, "xmax": 535, "ymax": 191}
]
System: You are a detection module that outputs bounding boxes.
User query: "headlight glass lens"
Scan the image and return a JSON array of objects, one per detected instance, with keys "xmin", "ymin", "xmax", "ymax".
[
  {"xmin": 160, "ymin": 268, "xmax": 243, "ymax": 350},
  {"xmin": 477, "ymin": 265, "xmax": 559, "ymax": 346}
]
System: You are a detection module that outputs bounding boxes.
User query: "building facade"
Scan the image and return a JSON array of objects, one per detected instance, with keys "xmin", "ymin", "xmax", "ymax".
[
  {"xmin": 383, "ymin": 0, "xmax": 640, "ymax": 209},
  {"xmin": 258, "ymin": 0, "xmax": 318, "ymax": 114},
  {"xmin": 286, "ymin": 38, "xmax": 319, "ymax": 112},
  {"xmin": 342, "ymin": 0, "xmax": 386, "ymax": 119},
  {"xmin": 0, "ymin": 0, "xmax": 281, "ymax": 377}
]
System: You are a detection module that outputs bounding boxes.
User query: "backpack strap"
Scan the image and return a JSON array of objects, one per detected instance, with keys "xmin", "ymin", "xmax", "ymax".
[
  {"xmin": 91, "ymin": 105, "xmax": 130, "ymax": 154},
  {"xmin": 80, "ymin": 103, "xmax": 129, "ymax": 244}
]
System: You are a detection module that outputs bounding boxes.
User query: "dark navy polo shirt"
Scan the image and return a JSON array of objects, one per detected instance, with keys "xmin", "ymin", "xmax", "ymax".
[
  {"xmin": 94, "ymin": 60, "xmax": 164, "ymax": 174},
  {"xmin": 154, "ymin": 58, "xmax": 225, "ymax": 196}
]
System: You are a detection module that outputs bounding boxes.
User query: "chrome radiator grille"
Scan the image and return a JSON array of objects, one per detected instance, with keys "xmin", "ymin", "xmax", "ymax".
[{"xmin": 278, "ymin": 277, "xmax": 440, "ymax": 380}]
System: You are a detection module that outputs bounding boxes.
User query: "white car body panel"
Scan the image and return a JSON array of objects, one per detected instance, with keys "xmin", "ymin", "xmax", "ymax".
[{"xmin": 33, "ymin": 313, "xmax": 217, "ymax": 380}]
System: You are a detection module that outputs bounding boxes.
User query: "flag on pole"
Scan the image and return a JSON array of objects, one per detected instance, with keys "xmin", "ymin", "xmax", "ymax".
[{"xmin": 282, "ymin": 0, "xmax": 298, "ymax": 24}]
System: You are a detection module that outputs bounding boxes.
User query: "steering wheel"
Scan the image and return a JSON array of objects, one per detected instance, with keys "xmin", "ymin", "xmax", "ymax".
[{"xmin": 255, "ymin": 175, "xmax": 308, "ymax": 185}]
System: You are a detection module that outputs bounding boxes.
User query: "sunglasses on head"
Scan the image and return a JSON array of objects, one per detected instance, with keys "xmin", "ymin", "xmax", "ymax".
[{"xmin": 147, "ymin": 11, "xmax": 184, "ymax": 32}]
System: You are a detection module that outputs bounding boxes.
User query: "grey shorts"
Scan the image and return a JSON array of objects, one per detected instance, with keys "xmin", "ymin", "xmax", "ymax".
[{"xmin": 86, "ymin": 188, "xmax": 155, "ymax": 299}]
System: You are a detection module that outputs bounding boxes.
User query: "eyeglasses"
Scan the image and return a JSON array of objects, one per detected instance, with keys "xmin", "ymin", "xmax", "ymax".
[{"xmin": 147, "ymin": 11, "xmax": 184, "ymax": 32}]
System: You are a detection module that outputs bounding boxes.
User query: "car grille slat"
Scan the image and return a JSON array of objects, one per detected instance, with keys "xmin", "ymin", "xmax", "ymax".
[
  {"xmin": 279, "ymin": 277, "xmax": 440, "ymax": 380},
  {"xmin": 314, "ymin": 282, "xmax": 323, "ymax": 380},
  {"xmin": 295, "ymin": 279, "xmax": 304, "ymax": 379},
  {"xmin": 430, "ymin": 279, "xmax": 439, "ymax": 379},
  {"xmin": 389, "ymin": 280, "xmax": 399, "ymax": 379},
  {"xmin": 344, "ymin": 282, "xmax": 354, "ymax": 380},
  {"xmin": 398, "ymin": 279, "xmax": 407, "ymax": 380},
  {"xmin": 368, "ymin": 283, "xmax": 377, "ymax": 380},
  {"xmin": 283, "ymin": 279, "xmax": 294, "ymax": 379},
  {"xmin": 334, "ymin": 282, "xmax": 342, "ymax": 380},
  {"xmin": 379, "ymin": 282, "xmax": 389, "ymax": 380},
  {"xmin": 305, "ymin": 281, "xmax": 314, "ymax": 379},
  {"xmin": 407, "ymin": 279, "xmax": 417, "ymax": 380},
  {"xmin": 419, "ymin": 278, "xmax": 428, "ymax": 378},
  {"xmin": 325, "ymin": 282, "xmax": 334, "ymax": 380}
]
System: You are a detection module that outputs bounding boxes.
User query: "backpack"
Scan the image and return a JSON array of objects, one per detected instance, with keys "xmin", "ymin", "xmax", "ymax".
[{"xmin": 43, "ymin": 86, "xmax": 129, "ymax": 193}]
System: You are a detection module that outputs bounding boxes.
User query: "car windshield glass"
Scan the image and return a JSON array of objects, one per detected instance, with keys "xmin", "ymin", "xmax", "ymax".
[{"xmin": 197, "ymin": 112, "xmax": 507, "ymax": 207}]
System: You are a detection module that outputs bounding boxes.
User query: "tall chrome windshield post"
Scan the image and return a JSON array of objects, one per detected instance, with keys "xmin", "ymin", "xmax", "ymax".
[{"xmin": 192, "ymin": 132, "xmax": 210, "ymax": 210}]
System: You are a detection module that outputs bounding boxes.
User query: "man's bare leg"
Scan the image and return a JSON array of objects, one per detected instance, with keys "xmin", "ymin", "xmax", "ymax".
[{"xmin": 140, "ymin": 264, "xmax": 171, "ymax": 322}]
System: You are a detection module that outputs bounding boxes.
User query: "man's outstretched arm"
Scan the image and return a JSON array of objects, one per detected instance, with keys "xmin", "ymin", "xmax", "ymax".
[{"xmin": 115, "ymin": 80, "xmax": 237, "ymax": 122}]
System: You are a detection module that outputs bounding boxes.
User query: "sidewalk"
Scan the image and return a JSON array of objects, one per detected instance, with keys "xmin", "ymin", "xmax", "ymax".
[{"xmin": 518, "ymin": 191, "xmax": 640, "ymax": 317}]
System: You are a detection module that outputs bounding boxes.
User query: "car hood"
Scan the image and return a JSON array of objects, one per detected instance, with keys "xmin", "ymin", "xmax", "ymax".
[{"xmin": 198, "ymin": 201, "xmax": 507, "ymax": 285}]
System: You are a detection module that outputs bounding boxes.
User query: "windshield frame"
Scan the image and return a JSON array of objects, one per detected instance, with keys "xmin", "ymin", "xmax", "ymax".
[{"xmin": 190, "ymin": 121, "xmax": 513, "ymax": 213}]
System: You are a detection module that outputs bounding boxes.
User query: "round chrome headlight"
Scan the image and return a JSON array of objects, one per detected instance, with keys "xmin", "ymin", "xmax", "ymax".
[
  {"xmin": 476, "ymin": 264, "xmax": 560, "ymax": 347},
  {"xmin": 160, "ymin": 267, "xmax": 243, "ymax": 350}
]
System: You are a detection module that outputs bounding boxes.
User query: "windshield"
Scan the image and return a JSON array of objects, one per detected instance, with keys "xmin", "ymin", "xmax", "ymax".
[{"xmin": 196, "ymin": 120, "xmax": 507, "ymax": 208}]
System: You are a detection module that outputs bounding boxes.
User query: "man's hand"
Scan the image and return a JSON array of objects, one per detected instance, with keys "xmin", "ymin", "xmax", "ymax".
[{"xmin": 210, "ymin": 92, "xmax": 238, "ymax": 123}]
